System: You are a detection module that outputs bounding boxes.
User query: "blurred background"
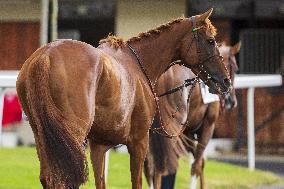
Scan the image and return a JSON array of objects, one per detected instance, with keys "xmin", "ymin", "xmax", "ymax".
[{"xmin": 0, "ymin": 0, "xmax": 283, "ymax": 179}]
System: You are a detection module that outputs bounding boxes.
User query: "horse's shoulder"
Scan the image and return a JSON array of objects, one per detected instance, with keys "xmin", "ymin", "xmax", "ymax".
[{"xmin": 96, "ymin": 47, "xmax": 132, "ymax": 71}]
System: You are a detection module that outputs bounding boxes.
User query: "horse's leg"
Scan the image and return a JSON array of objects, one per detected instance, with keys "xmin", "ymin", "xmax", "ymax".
[
  {"xmin": 199, "ymin": 158, "xmax": 206, "ymax": 189},
  {"xmin": 89, "ymin": 139, "xmax": 112, "ymax": 189},
  {"xmin": 153, "ymin": 171, "xmax": 162, "ymax": 189},
  {"xmin": 127, "ymin": 135, "xmax": 149, "ymax": 189},
  {"xmin": 191, "ymin": 124, "xmax": 213, "ymax": 189},
  {"xmin": 192, "ymin": 104, "xmax": 219, "ymax": 189}
]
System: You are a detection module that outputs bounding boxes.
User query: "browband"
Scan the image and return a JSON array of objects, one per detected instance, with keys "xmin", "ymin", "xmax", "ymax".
[{"xmin": 191, "ymin": 16, "xmax": 203, "ymax": 32}]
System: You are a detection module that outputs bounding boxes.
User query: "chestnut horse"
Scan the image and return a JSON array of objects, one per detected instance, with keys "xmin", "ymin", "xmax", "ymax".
[
  {"xmin": 16, "ymin": 9, "xmax": 230, "ymax": 189},
  {"xmin": 144, "ymin": 42, "xmax": 241, "ymax": 189}
]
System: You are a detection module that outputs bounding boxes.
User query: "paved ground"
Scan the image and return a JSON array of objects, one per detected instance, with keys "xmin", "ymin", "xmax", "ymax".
[
  {"xmin": 211, "ymin": 154, "xmax": 284, "ymax": 177},
  {"xmin": 253, "ymin": 184, "xmax": 284, "ymax": 189},
  {"xmin": 210, "ymin": 154, "xmax": 284, "ymax": 189}
]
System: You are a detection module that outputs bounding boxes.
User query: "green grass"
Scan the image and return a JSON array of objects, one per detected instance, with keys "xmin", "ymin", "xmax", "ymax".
[{"xmin": 0, "ymin": 147, "xmax": 282, "ymax": 189}]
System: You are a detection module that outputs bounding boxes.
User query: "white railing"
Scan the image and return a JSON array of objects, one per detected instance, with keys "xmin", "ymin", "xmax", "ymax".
[
  {"xmin": 0, "ymin": 72, "xmax": 282, "ymax": 172},
  {"xmin": 234, "ymin": 74, "xmax": 282, "ymax": 170},
  {"xmin": 0, "ymin": 71, "xmax": 19, "ymax": 146}
]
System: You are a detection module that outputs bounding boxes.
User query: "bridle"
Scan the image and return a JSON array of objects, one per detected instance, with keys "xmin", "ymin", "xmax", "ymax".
[
  {"xmin": 228, "ymin": 53, "xmax": 238, "ymax": 81},
  {"xmin": 220, "ymin": 48, "xmax": 239, "ymax": 111},
  {"xmin": 127, "ymin": 16, "xmax": 224, "ymax": 138},
  {"xmin": 167, "ymin": 16, "xmax": 224, "ymax": 86}
]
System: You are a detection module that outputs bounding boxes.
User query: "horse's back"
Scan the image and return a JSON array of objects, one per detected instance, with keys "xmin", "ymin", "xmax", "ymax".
[{"xmin": 18, "ymin": 39, "xmax": 104, "ymax": 125}]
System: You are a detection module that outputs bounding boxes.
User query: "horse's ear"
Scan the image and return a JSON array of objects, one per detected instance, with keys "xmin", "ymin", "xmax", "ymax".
[
  {"xmin": 230, "ymin": 41, "xmax": 242, "ymax": 55},
  {"xmin": 198, "ymin": 8, "xmax": 213, "ymax": 22}
]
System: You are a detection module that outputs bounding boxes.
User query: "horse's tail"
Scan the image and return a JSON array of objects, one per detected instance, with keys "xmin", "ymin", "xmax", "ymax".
[
  {"xmin": 24, "ymin": 54, "xmax": 88, "ymax": 186},
  {"xmin": 144, "ymin": 153, "xmax": 154, "ymax": 186},
  {"xmin": 149, "ymin": 132, "xmax": 179, "ymax": 176},
  {"xmin": 146, "ymin": 116, "xmax": 191, "ymax": 179}
]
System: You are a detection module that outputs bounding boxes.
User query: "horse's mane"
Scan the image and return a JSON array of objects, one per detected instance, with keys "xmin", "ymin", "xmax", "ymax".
[
  {"xmin": 99, "ymin": 16, "xmax": 217, "ymax": 48},
  {"xmin": 99, "ymin": 17, "xmax": 185, "ymax": 48},
  {"xmin": 99, "ymin": 35, "xmax": 125, "ymax": 48},
  {"xmin": 127, "ymin": 16, "xmax": 186, "ymax": 43}
]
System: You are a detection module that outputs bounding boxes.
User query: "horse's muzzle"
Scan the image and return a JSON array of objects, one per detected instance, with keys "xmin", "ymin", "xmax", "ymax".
[
  {"xmin": 220, "ymin": 77, "xmax": 232, "ymax": 94},
  {"xmin": 224, "ymin": 93, "xmax": 237, "ymax": 109},
  {"xmin": 207, "ymin": 76, "xmax": 232, "ymax": 95}
]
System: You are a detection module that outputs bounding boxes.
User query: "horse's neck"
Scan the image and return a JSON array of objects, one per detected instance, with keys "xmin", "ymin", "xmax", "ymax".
[{"xmin": 129, "ymin": 19, "xmax": 191, "ymax": 82}]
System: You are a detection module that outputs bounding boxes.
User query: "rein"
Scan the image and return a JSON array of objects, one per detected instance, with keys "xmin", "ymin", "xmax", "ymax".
[
  {"xmin": 127, "ymin": 16, "xmax": 219, "ymax": 138},
  {"xmin": 128, "ymin": 43, "xmax": 183, "ymax": 138},
  {"xmin": 128, "ymin": 42, "xmax": 190, "ymax": 138},
  {"xmin": 158, "ymin": 77, "xmax": 197, "ymax": 97}
]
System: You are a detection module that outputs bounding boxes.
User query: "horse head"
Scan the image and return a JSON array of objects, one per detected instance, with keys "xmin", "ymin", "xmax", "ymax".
[
  {"xmin": 219, "ymin": 41, "xmax": 241, "ymax": 109},
  {"xmin": 179, "ymin": 8, "xmax": 231, "ymax": 95}
]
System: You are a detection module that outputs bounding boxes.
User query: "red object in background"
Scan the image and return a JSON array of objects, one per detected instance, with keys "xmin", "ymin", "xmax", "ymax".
[{"xmin": 2, "ymin": 93, "xmax": 22, "ymax": 127}]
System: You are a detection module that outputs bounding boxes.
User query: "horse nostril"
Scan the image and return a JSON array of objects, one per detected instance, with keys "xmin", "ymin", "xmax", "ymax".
[
  {"xmin": 210, "ymin": 75, "xmax": 219, "ymax": 82},
  {"xmin": 234, "ymin": 100, "xmax": 238, "ymax": 107},
  {"xmin": 223, "ymin": 78, "xmax": 231, "ymax": 88}
]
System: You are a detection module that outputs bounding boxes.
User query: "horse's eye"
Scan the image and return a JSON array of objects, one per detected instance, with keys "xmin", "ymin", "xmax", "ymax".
[{"xmin": 207, "ymin": 38, "xmax": 215, "ymax": 45}]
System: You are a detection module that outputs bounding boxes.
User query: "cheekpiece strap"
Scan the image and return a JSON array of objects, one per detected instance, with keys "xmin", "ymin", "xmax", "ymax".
[{"xmin": 191, "ymin": 16, "xmax": 197, "ymax": 32}]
